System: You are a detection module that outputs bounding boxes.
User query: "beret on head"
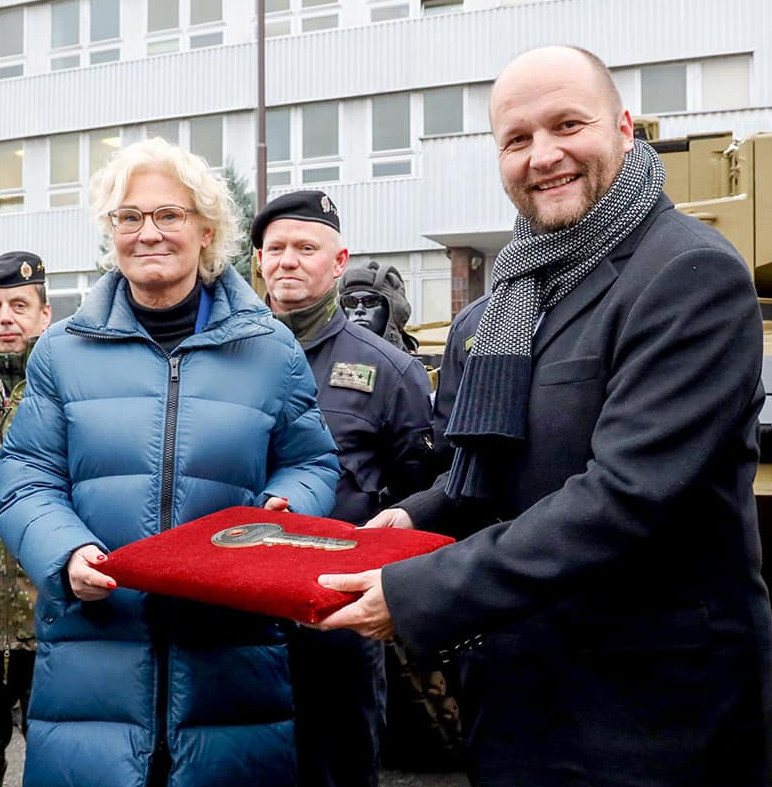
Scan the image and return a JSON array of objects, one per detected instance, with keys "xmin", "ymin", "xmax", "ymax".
[
  {"xmin": 0, "ymin": 251, "xmax": 46, "ymax": 288},
  {"xmin": 250, "ymin": 190, "xmax": 340, "ymax": 248}
]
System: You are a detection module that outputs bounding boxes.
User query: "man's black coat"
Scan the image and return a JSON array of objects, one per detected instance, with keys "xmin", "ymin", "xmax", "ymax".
[{"xmin": 386, "ymin": 196, "xmax": 772, "ymax": 787}]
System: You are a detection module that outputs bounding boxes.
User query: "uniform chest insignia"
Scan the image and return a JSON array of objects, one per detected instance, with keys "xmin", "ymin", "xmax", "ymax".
[{"xmin": 330, "ymin": 362, "xmax": 377, "ymax": 393}]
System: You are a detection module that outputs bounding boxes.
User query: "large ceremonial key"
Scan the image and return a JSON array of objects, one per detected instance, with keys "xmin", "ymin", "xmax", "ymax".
[{"xmin": 211, "ymin": 522, "xmax": 357, "ymax": 551}]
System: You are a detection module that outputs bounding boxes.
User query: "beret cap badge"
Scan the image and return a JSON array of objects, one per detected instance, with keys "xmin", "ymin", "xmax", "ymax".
[{"xmin": 0, "ymin": 250, "xmax": 46, "ymax": 288}]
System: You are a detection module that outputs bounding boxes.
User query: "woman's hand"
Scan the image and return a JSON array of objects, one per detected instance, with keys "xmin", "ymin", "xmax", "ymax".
[
  {"xmin": 264, "ymin": 496, "xmax": 290, "ymax": 511},
  {"xmin": 67, "ymin": 545, "xmax": 117, "ymax": 601}
]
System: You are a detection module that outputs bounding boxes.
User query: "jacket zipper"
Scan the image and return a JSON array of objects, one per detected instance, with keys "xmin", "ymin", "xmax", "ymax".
[{"xmin": 151, "ymin": 354, "xmax": 181, "ymax": 785}]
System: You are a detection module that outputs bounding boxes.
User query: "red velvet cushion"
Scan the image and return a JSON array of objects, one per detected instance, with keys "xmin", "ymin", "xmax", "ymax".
[{"xmin": 103, "ymin": 507, "xmax": 454, "ymax": 623}]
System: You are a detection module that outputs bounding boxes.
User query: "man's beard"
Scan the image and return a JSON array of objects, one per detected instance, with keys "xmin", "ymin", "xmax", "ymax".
[{"xmin": 506, "ymin": 147, "xmax": 625, "ymax": 234}]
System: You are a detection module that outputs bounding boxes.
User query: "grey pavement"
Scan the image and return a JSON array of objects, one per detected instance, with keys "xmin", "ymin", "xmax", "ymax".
[
  {"xmin": 4, "ymin": 727, "xmax": 469, "ymax": 787},
  {"xmin": 3, "ymin": 727, "xmax": 23, "ymax": 787}
]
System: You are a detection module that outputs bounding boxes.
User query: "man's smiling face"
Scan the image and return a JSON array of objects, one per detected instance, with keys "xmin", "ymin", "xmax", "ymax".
[{"xmin": 490, "ymin": 47, "xmax": 634, "ymax": 233}]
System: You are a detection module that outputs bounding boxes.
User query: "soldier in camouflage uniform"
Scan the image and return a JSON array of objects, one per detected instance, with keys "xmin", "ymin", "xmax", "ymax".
[{"xmin": 0, "ymin": 251, "xmax": 50, "ymax": 780}]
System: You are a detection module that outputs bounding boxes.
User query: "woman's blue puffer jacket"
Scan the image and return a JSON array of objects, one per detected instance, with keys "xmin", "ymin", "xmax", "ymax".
[{"xmin": 0, "ymin": 266, "xmax": 340, "ymax": 787}]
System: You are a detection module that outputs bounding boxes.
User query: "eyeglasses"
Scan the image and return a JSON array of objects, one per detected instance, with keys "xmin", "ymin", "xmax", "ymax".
[
  {"xmin": 340, "ymin": 294, "xmax": 384, "ymax": 310},
  {"xmin": 108, "ymin": 205, "xmax": 199, "ymax": 234}
]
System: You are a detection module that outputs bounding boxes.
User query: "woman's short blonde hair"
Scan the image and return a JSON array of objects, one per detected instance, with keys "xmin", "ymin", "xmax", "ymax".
[{"xmin": 89, "ymin": 137, "xmax": 242, "ymax": 284}]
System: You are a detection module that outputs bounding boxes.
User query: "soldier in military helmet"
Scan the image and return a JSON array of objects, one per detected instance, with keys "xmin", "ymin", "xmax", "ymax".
[
  {"xmin": 252, "ymin": 190, "xmax": 435, "ymax": 787},
  {"xmin": 338, "ymin": 261, "xmax": 419, "ymax": 354},
  {"xmin": 0, "ymin": 250, "xmax": 50, "ymax": 780}
]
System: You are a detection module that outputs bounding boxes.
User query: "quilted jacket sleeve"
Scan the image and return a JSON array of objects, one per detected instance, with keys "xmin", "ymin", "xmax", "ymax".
[
  {"xmin": 263, "ymin": 339, "xmax": 340, "ymax": 516},
  {"xmin": 0, "ymin": 331, "xmax": 103, "ymax": 603}
]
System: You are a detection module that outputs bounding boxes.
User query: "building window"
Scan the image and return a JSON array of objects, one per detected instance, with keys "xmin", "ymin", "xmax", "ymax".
[
  {"xmin": 267, "ymin": 171, "xmax": 292, "ymax": 188},
  {"xmin": 144, "ymin": 116, "xmax": 223, "ymax": 165},
  {"xmin": 301, "ymin": 15, "xmax": 337, "ymax": 31},
  {"xmin": 148, "ymin": 0, "xmax": 222, "ymax": 54},
  {"xmin": 372, "ymin": 93, "xmax": 412, "ymax": 177},
  {"xmin": 370, "ymin": 3, "xmax": 409, "ymax": 22},
  {"xmin": 91, "ymin": 0, "xmax": 120, "ymax": 40},
  {"xmin": 302, "ymin": 166, "xmax": 339, "ymax": 184},
  {"xmin": 89, "ymin": 0, "xmax": 120, "ymax": 63},
  {"xmin": 49, "ymin": 133, "xmax": 81, "ymax": 207},
  {"xmin": 191, "ymin": 0, "xmax": 222, "ymax": 24},
  {"xmin": 0, "ymin": 140, "xmax": 24, "ymax": 213},
  {"xmin": 302, "ymin": 102, "xmax": 338, "ymax": 159},
  {"xmin": 50, "ymin": 0, "xmax": 120, "ymax": 69},
  {"xmin": 147, "ymin": 120, "xmax": 181, "ymax": 144},
  {"xmin": 48, "ymin": 128, "xmax": 120, "ymax": 208},
  {"xmin": 51, "ymin": 0, "xmax": 81, "ymax": 70},
  {"xmin": 47, "ymin": 271, "xmax": 102, "ymax": 322},
  {"xmin": 641, "ymin": 63, "xmax": 686, "ymax": 114},
  {"xmin": 52, "ymin": 0, "xmax": 80, "ymax": 49},
  {"xmin": 90, "ymin": 128, "xmax": 121, "ymax": 175},
  {"xmin": 360, "ymin": 251, "xmax": 451, "ymax": 324},
  {"xmin": 0, "ymin": 8, "xmax": 23, "ymax": 58},
  {"xmin": 267, "ymin": 108, "xmax": 291, "ymax": 163},
  {"xmin": 0, "ymin": 65, "xmax": 23, "ymax": 79},
  {"xmin": 372, "ymin": 93, "xmax": 410, "ymax": 151},
  {"xmin": 265, "ymin": 0, "xmax": 338, "ymax": 36},
  {"xmin": 301, "ymin": 102, "xmax": 339, "ymax": 183},
  {"xmin": 372, "ymin": 160, "xmax": 411, "ymax": 178},
  {"xmin": 0, "ymin": 7, "xmax": 24, "ymax": 79},
  {"xmin": 421, "ymin": 0, "xmax": 463, "ymax": 15},
  {"xmin": 424, "ymin": 86, "xmax": 463, "ymax": 135},
  {"xmin": 190, "ymin": 115, "xmax": 224, "ymax": 168},
  {"xmin": 148, "ymin": 0, "xmax": 179, "ymax": 32},
  {"xmin": 265, "ymin": 19, "xmax": 292, "ymax": 37},
  {"xmin": 702, "ymin": 54, "xmax": 750, "ymax": 110}
]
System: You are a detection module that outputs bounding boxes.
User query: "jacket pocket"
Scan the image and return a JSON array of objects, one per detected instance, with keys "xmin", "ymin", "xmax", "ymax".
[
  {"xmin": 568, "ymin": 605, "xmax": 711, "ymax": 653},
  {"xmin": 538, "ymin": 355, "xmax": 601, "ymax": 386}
]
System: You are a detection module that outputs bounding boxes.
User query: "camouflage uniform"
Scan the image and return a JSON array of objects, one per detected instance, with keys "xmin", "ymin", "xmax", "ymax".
[{"xmin": 0, "ymin": 345, "xmax": 37, "ymax": 779}]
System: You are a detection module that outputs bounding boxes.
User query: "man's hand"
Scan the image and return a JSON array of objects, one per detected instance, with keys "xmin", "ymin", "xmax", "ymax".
[
  {"xmin": 363, "ymin": 508, "xmax": 414, "ymax": 529},
  {"xmin": 315, "ymin": 569, "xmax": 395, "ymax": 641},
  {"xmin": 67, "ymin": 545, "xmax": 117, "ymax": 601}
]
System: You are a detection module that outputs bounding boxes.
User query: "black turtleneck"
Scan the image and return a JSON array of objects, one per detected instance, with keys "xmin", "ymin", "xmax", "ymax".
[{"xmin": 128, "ymin": 280, "xmax": 202, "ymax": 353}]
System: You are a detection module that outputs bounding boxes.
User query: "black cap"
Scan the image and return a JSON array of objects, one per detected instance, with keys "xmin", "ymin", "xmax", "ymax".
[
  {"xmin": 0, "ymin": 251, "xmax": 46, "ymax": 288},
  {"xmin": 250, "ymin": 190, "xmax": 340, "ymax": 248}
]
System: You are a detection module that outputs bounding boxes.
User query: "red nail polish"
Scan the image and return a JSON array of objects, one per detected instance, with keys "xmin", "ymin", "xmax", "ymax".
[
  {"xmin": 106, "ymin": 579, "xmax": 117, "ymax": 589},
  {"xmin": 95, "ymin": 554, "xmax": 107, "ymax": 562}
]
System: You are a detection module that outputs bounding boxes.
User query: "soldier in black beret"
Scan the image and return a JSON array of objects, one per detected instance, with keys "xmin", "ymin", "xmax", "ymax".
[
  {"xmin": 250, "ymin": 189, "xmax": 340, "ymax": 249},
  {"xmin": 0, "ymin": 250, "xmax": 49, "ymax": 781},
  {"xmin": 252, "ymin": 192, "xmax": 436, "ymax": 787}
]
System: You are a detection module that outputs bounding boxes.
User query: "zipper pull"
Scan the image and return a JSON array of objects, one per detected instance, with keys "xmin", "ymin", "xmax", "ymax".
[{"xmin": 169, "ymin": 356, "xmax": 180, "ymax": 381}]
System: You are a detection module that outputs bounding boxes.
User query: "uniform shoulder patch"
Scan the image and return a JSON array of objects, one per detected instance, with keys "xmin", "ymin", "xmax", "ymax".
[{"xmin": 330, "ymin": 362, "xmax": 377, "ymax": 393}]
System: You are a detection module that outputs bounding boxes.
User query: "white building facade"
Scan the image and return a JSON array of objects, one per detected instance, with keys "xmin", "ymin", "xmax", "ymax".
[{"xmin": 0, "ymin": 0, "xmax": 771, "ymax": 321}]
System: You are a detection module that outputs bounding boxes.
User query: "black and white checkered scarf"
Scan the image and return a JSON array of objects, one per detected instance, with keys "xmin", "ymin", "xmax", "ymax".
[{"xmin": 445, "ymin": 139, "xmax": 666, "ymax": 499}]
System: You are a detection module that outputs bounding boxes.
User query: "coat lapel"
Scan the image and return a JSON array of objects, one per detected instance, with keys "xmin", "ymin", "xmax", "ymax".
[
  {"xmin": 532, "ymin": 258, "xmax": 618, "ymax": 359},
  {"xmin": 531, "ymin": 194, "xmax": 673, "ymax": 359}
]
